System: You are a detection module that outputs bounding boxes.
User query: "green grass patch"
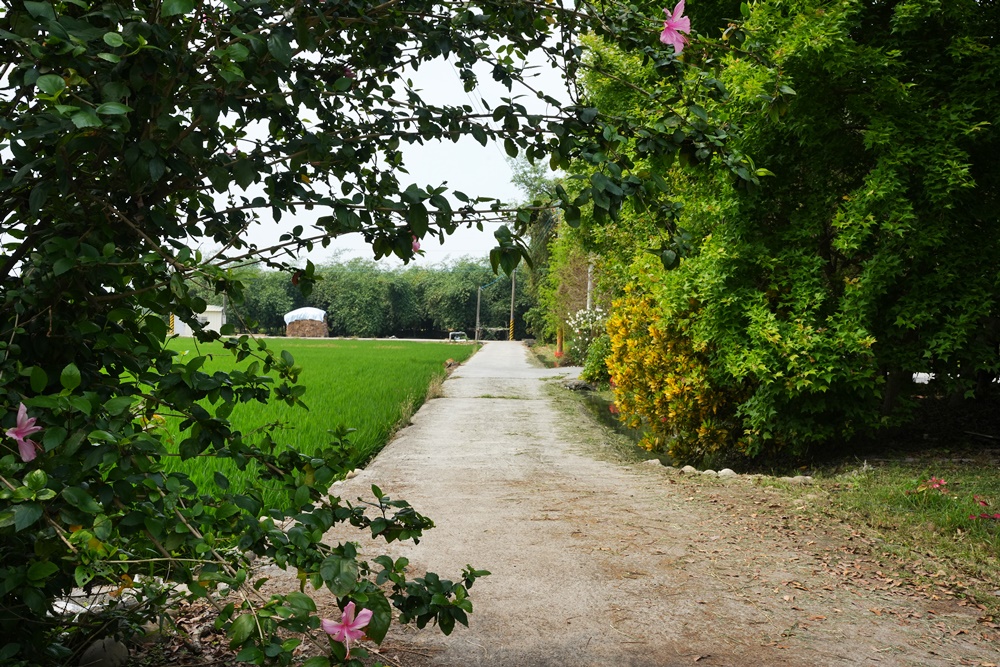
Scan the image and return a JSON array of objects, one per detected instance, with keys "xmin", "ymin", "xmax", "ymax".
[
  {"xmin": 527, "ymin": 343, "xmax": 568, "ymax": 369},
  {"xmin": 159, "ymin": 339, "xmax": 476, "ymax": 504},
  {"xmin": 821, "ymin": 454, "xmax": 1000, "ymax": 604}
]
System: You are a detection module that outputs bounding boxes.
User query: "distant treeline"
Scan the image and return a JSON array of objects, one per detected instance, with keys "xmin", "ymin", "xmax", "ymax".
[{"xmin": 201, "ymin": 258, "xmax": 534, "ymax": 339}]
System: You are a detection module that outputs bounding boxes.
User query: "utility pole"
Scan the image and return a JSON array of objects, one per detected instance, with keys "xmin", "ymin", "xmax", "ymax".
[
  {"xmin": 586, "ymin": 258, "xmax": 593, "ymax": 311},
  {"xmin": 508, "ymin": 271, "xmax": 516, "ymax": 341},
  {"xmin": 475, "ymin": 286, "xmax": 482, "ymax": 342}
]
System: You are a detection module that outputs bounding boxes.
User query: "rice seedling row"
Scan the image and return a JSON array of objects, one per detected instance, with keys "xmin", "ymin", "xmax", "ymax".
[{"xmin": 159, "ymin": 339, "xmax": 475, "ymax": 505}]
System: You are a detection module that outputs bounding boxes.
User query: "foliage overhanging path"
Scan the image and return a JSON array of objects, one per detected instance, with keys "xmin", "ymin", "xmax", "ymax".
[{"xmin": 289, "ymin": 342, "xmax": 997, "ymax": 667}]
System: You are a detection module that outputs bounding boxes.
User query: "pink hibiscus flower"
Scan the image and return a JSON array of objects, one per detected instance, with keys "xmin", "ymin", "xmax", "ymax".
[
  {"xmin": 660, "ymin": 1, "xmax": 692, "ymax": 54},
  {"xmin": 6, "ymin": 403, "xmax": 43, "ymax": 462},
  {"xmin": 321, "ymin": 601, "xmax": 372, "ymax": 658}
]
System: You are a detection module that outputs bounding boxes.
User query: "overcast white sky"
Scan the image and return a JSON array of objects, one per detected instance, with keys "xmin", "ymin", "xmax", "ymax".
[{"xmin": 235, "ymin": 51, "xmax": 572, "ymax": 268}]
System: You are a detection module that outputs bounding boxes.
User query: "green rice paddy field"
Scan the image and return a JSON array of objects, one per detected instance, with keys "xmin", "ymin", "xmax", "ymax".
[{"xmin": 160, "ymin": 338, "xmax": 476, "ymax": 500}]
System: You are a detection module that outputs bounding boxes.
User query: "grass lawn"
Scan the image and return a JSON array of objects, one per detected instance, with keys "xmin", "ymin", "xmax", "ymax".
[
  {"xmin": 159, "ymin": 338, "xmax": 476, "ymax": 503},
  {"xmin": 818, "ymin": 453, "xmax": 1000, "ymax": 602}
]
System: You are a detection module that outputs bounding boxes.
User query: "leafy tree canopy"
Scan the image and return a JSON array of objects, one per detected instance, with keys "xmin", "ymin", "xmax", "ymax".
[{"xmin": 578, "ymin": 0, "xmax": 1000, "ymax": 464}]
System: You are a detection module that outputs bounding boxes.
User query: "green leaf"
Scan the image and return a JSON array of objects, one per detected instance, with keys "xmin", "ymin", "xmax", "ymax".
[
  {"xmin": 228, "ymin": 613, "xmax": 256, "ymax": 645},
  {"xmin": 233, "ymin": 159, "xmax": 254, "ymax": 189},
  {"xmin": 60, "ymin": 363, "xmax": 81, "ymax": 391},
  {"xmin": 364, "ymin": 590, "xmax": 392, "ymax": 643},
  {"xmin": 62, "ymin": 487, "xmax": 102, "ymax": 514},
  {"xmin": 104, "ymin": 396, "xmax": 132, "ymax": 416},
  {"xmin": 24, "ymin": 1, "xmax": 55, "ymax": 21},
  {"xmin": 75, "ymin": 565, "xmax": 96, "ymax": 587},
  {"xmin": 42, "ymin": 427, "xmax": 66, "ymax": 450},
  {"xmin": 24, "ymin": 469, "xmax": 47, "ymax": 491},
  {"xmin": 226, "ymin": 43, "xmax": 249, "ymax": 61},
  {"xmin": 267, "ymin": 32, "xmax": 293, "ymax": 66},
  {"xmin": 53, "ymin": 257, "xmax": 74, "ymax": 276},
  {"xmin": 161, "ymin": 0, "xmax": 195, "ymax": 17},
  {"xmin": 35, "ymin": 74, "xmax": 65, "ymax": 95},
  {"xmin": 660, "ymin": 249, "xmax": 678, "ymax": 270},
  {"xmin": 69, "ymin": 396, "xmax": 92, "ymax": 416},
  {"xmin": 301, "ymin": 658, "xmax": 330, "ymax": 667},
  {"xmin": 149, "ymin": 157, "xmax": 166, "ymax": 182},
  {"xmin": 14, "ymin": 503, "xmax": 43, "ymax": 531},
  {"xmin": 102, "ymin": 32, "xmax": 124, "ymax": 47},
  {"xmin": 29, "ymin": 366, "xmax": 47, "ymax": 393},
  {"xmin": 27, "ymin": 561, "xmax": 58, "ymax": 582},
  {"xmin": 319, "ymin": 553, "xmax": 358, "ymax": 597},
  {"xmin": 234, "ymin": 646, "xmax": 263, "ymax": 662},
  {"xmin": 688, "ymin": 104, "xmax": 708, "ymax": 122},
  {"xmin": 503, "ymin": 137, "xmax": 518, "ymax": 158},
  {"xmin": 70, "ymin": 109, "xmax": 102, "ymax": 129},
  {"xmin": 438, "ymin": 611, "xmax": 455, "ymax": 635},
  {"xmin": 470, "ymin": 125, "xmax": 487, "ymax": 147},
  {"xmin": 284, "ymin": 591, "xmax": 316, "ymax": 614},
  {"xmin": 96, "ymin": 102, "xmax": 131, "ymax": 115},
  {"xmin": 28, "ymin": 183, "xmax": 49, "ymax": 214},
  {"xmin": 406, "ymin": 203, "xmax": 429, "ymax": 237}
]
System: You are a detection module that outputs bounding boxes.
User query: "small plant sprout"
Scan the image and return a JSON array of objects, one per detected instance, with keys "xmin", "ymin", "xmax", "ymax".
[{"xmin": 907, "ymin": 476, "xmax": 951, "ymax": 495}]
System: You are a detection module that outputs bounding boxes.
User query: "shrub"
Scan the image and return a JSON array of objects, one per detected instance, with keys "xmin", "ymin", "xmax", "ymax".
[
  {"xmin": 606, "ymin": 271, "xmax": 748, "ymax": 466},
  {"xmin": 580, "ymin": 333, "xmax": 612, "ymax": 385},
  {"xmin": 566, "ymin": 307, "xmax": 607, "ymax": 366}
]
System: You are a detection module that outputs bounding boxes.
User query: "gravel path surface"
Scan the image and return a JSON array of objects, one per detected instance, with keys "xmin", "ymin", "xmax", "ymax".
[{"xmin": 290, "ymin": 341, "xmax": 998, "ymax": 667}]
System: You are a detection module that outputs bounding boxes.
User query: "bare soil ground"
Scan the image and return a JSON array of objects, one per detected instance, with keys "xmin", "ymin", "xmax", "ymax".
[{"xmin": 249, "ymin": 341, "xmax": 998, "ymax": 667}]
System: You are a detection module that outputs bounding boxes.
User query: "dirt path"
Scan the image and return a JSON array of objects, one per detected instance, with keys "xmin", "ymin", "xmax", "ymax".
[{"xmin": 282, "ymin": 342, "xmax": 998, "ymax": 666}]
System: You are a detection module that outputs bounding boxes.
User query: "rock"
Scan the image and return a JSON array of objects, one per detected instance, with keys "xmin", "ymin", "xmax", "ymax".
[
  {"xmin": 641, "ymin": 459, "xmax": 662, "ymax": 466},
  {"xmin": 680, "ymin": 465, "xmax": 698, "ymax": 474},
  {"xmin": 52, "ymin": 599, "xmax": 89, "ymax": 616},
  {"xmin": 78, "ymin": 637, "xmax": 128, "ymax": 667},
  {"xmin": 779, "ymin": 475, "xmax": 814, "ymax": 485},
  {"xmin": 562, "ymin": 379, "xmax": 594, "ymax": 391},
  {"xmin": 345, "ymin": 469, "xmax": 359, "ymax": 479},
  {"xmin": 702, "ymin": 469, "xmax": 718, "ymax": 476},
  {"xmin": 663, "ymin": 465, "xmax": 678, "ymax": 473},
  {"xmin": 718, "ymin": 468, "xmax": 738, "ymax": 478}
]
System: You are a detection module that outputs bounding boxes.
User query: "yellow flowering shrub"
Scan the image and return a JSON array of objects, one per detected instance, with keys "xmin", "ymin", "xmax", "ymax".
[{"xmin": 607, "ymin": 283, "xmax": 746, "ymax": 465}]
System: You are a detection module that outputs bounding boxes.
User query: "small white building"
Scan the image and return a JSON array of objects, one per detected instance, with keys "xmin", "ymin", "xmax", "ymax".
[{"xmin": 171, "ymin": 305, "xmax": 226, "ymax": 336}]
